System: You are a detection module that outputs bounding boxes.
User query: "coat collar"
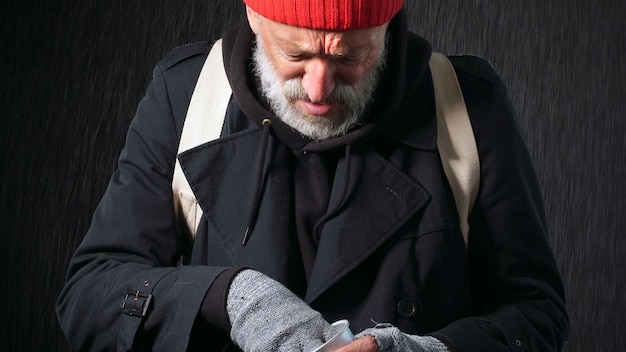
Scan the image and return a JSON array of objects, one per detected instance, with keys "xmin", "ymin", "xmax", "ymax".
[
  {"xmin": 178, "ymin": 132, "xmax": 431, "ymax": 302},
  {"xmin": 304, "ymin": 144, "xmax": 431, "ymax": 302}
]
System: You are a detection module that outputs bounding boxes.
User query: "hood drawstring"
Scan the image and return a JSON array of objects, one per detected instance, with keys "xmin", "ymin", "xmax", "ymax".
[
  {"xmin": 312, "ymin": 144, "xmax": 353, "ymax": 243},
  {"xmin": 242, "ymin": 118, "xmax": 273, "ymax": 246}
]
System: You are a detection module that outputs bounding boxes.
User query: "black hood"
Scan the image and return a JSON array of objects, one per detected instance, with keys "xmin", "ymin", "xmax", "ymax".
[{"xmin": 221, "ymin": 7, "xmax": 433, "ymax": 152}]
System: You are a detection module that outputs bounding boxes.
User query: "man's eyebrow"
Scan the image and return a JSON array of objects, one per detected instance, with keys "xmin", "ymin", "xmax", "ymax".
[
  {"xmin": 283, "ymin": 41, "xmax": 374, "ymax": 58},
  {"xmin": 334, "ymin": 46, "xmax": 372, "ymax": 58}
]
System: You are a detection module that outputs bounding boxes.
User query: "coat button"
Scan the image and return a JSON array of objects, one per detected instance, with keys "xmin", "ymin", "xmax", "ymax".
[{"xmin": 397, "ymin": 298, "xmax": 418, "ymax": 318}]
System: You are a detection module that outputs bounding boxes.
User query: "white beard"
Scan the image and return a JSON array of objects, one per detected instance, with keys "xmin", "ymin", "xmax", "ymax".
[{"xmin": 252, "ymin": 35, "xmax": 387, "ymax": 141}]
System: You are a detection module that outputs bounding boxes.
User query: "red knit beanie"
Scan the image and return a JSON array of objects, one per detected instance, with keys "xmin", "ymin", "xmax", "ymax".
[{"xmin": 244, "ymin": 0, "xmax": 404, "ymax": 30}]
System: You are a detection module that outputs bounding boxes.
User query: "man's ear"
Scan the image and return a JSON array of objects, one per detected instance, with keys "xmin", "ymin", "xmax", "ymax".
[{"xmin": 246, "ymin": 6, "xmax": 260, "ymax": 34}]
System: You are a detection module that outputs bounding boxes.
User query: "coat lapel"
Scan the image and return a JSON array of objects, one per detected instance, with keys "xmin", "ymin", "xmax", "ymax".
[
  {"xmin": 178, "ymin": 129, "xmax": 306, "ymax": 287},
  {"xmin": 179, "ymin": 128, "xmax": 433, "ymax": 301},
  {"xmin": 305, "ymin": 148, "xmax": 431, "ymax": 302}
]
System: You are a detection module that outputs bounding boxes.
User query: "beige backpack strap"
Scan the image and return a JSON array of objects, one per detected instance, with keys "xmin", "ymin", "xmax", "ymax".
[
  {"xmin": 429, "ymin": 53, "xmax": 480, "ymax": 249},
  {"xmin": 172, "ymin": 39, "xmax": 232, "ymax": 237}
]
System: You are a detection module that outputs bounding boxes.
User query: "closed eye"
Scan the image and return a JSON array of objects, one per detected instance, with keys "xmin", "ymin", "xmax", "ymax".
[
  {"xmin": 284, "ymin": 53, "xmax": 313, "ymax": 62},
  {"xmin": 336, "ymin": 56, "xmax": 362, "ymax": 65}
]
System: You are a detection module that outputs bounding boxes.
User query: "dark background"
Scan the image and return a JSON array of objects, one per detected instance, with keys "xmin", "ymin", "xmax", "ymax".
[{"xmin": 1, "ymin": 0, "xmax": 624, "ymax": 350}]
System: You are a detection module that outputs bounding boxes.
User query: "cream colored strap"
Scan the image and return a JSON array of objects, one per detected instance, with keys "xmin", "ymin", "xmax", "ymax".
[
  {"xmin": 429, "ymin": 53, "xmax": 480, "ymax": 249},
  {"xmin": 172, "ymin": 39, "xmax": 232, "ymax": 237}
]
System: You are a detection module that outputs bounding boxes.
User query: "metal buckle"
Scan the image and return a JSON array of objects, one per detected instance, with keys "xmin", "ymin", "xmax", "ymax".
[{"xmin": 120, "ymin": 291, "xmax": 153, "ymax": 317}]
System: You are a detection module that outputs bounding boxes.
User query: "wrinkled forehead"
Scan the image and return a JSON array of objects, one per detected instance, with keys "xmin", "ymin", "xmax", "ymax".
[
  {"xmin": 260, "ymin": 16, "xmax": 387, "ymax": 51},
  {"xmin": 243, "ymin": 0, "xmax": 403, "ymax": 30},
  {"xmin": 251, "ymin": 12, "xmax": 389, "ymax": 60}
]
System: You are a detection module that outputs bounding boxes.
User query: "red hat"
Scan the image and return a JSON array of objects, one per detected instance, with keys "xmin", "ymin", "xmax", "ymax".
[{"xmin": 244, "ymin": 0, "xmax": 404, "ymax": 30}]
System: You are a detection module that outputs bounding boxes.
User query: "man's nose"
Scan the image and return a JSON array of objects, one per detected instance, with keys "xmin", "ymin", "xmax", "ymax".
[{"xmin": 301, "ymin": 58, "xmax": 336, "ymax": 103}]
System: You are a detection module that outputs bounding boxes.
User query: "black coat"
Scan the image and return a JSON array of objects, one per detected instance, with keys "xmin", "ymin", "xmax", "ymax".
[{"xmin": 57, "ymin": 11, "xmax": 568, "ymax": 352}]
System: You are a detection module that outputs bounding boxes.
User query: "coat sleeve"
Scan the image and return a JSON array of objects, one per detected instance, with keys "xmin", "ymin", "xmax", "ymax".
[
  {"xmin": 56, "ymin": 46, "xmax": 229, "ymax": 352},
  {"xmin": 431, "ymin": 58, "xmax": 569, "ymax": 351}
]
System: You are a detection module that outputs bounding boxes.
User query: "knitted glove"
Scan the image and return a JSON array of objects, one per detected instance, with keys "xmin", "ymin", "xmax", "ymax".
[
  {"xmin": 357, "ymin": 324, "xmax": 449, "ymax": 352},
  {"xmin": 226, "ymin": 269, "xmax": 337, "ymax": 352}
]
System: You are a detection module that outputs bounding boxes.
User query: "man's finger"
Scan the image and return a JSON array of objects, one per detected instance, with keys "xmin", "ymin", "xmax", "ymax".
[{"xmin": 334, "ymin": 335, "xmax": 378, "ymax": 352}]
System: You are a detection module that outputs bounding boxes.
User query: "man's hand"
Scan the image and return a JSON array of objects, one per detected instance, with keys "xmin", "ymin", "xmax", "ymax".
[
  {"xmin": 335, "ymin": 335, "xmax": 379, "ymax": 352},
  {"xmin": 355, "ymin": 325, "xmax": 449, "ymax": 351},
  {"xmin": 226, "ymin": 269, "xmax": 336, "ymax": 351}
]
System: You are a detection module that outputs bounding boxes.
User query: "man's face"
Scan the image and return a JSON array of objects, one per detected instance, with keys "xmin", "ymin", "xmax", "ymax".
[{"xmin": 247, "ymin": 8, "xmax": 389, "ymax": 140}]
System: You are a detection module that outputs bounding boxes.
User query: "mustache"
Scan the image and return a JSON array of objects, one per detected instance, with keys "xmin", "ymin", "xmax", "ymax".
[{"xmin": 282, "ymin": 78, "xmax": 358, "ymax": 105}]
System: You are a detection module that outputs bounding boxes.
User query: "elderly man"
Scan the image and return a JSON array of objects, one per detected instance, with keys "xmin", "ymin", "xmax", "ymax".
[{"xmin": 57, "ymin": 0, "xmax": 569, "ymax": 351}]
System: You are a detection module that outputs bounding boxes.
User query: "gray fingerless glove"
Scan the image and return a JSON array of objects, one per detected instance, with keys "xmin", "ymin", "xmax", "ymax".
[
  {"xmin": 227, "ymin": 269, "xmax": 337, "ymax": 352},
  {"xmin": 357, "ymin": 324, "xmax": 449, "ymax": 352}
]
